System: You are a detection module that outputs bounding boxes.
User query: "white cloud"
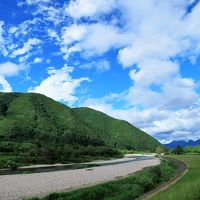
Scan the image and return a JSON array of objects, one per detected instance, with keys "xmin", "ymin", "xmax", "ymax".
[
  {"xmin": 34, "ymin": 5, "xmax": 64, "ymax": 25},
  {"xmin": 0, "ymin": 62, "xmax": 25, "ymax": 77},
  {"xmin": 11, "ymin": 38, "xmax": 41, "ymax": 58},
  {"xmin": 61, "ymin": 24, "xmax": 87, "ymax": 46},
  {"xmin": 80, "ymin": 59, "xmax": 110, "ymax": 72},
  {"xmin": 0, "ymin": 76, "xmax": 12, "ymax": 92},
  {"xmin": 18, "ymin": 53, "xmax": 31, "ymax": 63},
  {"xmin": 116, "ymin": 1, "xmax": 196, "ymax": 68},
  {"xmin": 65, "ymin": 0, "xmax": 117, "ymax": 19},
  {"xmin": 60, "ymin": 1, "xmax": 200, "ymax": 67},
  {"xmin": 18, "ymin": 0, "xmax": 64, "ymax": 25},
  {"xmin": 117, "ymin": 35, "xmax": 188, "ymax": 68},
  {"xmin": 0, "ymin": 18, "xmax": 42, "ymax": 61},
  {"xmin": 19, "ymin": 0, "xmax": 51, "ymax": 6},
  {"xmin": 0, "ymin": 21, "xmax": 8, "ymax": 56},
  {"xmin": 8, "ymin": 26, "xmax": 18, "ymax": 34},
  {"xmin": 33, "ymin": 57, "xmax": 42, "ymax": 64},
  {"xmin": 0, "ymin": 62, "xmax": 26, "ymax": 92},
  {"xmin": 60, "ymin": 23, "xmax": 132, "ymax": 59},
  {"xmin": 10, "ymin": 18, "xmax": 40, "ymax": 39},
  {"xmin": 47, "ymin": 29, "xmax": 60, "ymax": 41},
  {"xmin": 28, "ymin": 65, "xmax": 90, "ymax": 105},
  {"xmin": 126, "ymin": 59, "xmax": 197, "ymax": 109}
]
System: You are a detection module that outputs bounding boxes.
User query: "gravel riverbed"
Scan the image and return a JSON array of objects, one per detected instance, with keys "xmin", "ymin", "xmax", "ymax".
[{"xmin": 0, "ymin": 156, "xmax": 160, "ymax": 200}]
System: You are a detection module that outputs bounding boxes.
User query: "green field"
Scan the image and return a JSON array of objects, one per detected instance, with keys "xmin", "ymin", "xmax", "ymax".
[{"xmin": 150, "ymin": 155, "xmax": 200, "ymax": 200}]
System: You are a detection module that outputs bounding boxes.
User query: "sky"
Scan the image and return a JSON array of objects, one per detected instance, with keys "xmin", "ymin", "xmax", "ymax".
[{"xmin": 1, "ymin": 0, "xmax": 200, "ymax": 143}]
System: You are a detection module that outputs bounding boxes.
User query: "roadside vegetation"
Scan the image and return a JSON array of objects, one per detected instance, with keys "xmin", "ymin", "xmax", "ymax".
[
  {"xmin": 150, "ymin": 155, "xmax": 200, "ymax": 200},
  {"xmin": 29, "ymin": 160, "xmax": 177, "ymax": 200}
]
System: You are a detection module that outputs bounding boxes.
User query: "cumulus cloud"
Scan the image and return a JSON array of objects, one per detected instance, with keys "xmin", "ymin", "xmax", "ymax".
[
  {"xmin": 65, "ymin": 0, "xmax": 117, "ymax": 19},
  {"xmin": 28, "ymin": 65, "xmax": 90, "ymax": 105},
  {"xmin": 60, "ymin": 23, "xmax": 131, "ymax": 59},
  {"xmin": 0, "ymin": 62, "xmax": 26, "ymax": 77},
  {"xmin": 116, "ymin": 1, "xmax": 200, "ymax": 68},
  {"xmin": 61, "ymin": 24, "xmax": 87, "ymax": 46},
  {"xmin": 126, "ymin": 59, "xmax": 197, "ymax": 109},
  {"xmin": 0, "ymin": 62, "xmax": 26, "ymax": 92}
]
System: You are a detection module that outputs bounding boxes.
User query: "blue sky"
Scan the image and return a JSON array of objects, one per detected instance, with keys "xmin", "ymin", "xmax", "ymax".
[{"xmin": 1, "ymin": 0, "xmax": 200, "ymax": 143}]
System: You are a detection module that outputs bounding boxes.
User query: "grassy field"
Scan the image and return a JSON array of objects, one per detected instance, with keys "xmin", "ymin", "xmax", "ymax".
[
  {"xmin": 150, "ymin": 155, "xmax": 200, "ymax": 200},
  {"xmin": 29, "ymin": 160, "xmax": 176, "ymax": 200}
]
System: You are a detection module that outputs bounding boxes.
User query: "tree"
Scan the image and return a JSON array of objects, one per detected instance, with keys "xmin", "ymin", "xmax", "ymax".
[
  {"xmin": 155, "ymin": 146, "xmax": 168, "ymax": 154},
  {"xmin": 172, "ymin": 145, "xmax": 184, "ymax": 155}
]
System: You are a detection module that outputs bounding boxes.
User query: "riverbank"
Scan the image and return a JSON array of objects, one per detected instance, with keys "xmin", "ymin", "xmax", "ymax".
[
  {"xmin": 29, "ymin": 158, "xmax": 176, "ymax": 200},
  {"xmin": 0, "ymin": 156, "xmax": 159, "ymax": 200}
]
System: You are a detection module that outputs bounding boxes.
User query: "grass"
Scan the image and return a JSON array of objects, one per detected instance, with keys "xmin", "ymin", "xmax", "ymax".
[
  {"xmin": 150, "ymin": 155, "xmax": 200, "ymax": 200},
  {"xmin": 28, "ymin": 160, "xmax": 177, "ymax": 200}
]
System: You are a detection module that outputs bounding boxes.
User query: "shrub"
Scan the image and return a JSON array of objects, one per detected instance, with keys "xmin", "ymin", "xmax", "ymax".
[
  {"xmin": 5, "ymin": 160, "xmax": 18, "ymax": 170},
  {"xmin": 149, "ymin": 166, "xmax": 162, "ymax": 184},
  {"xmin": 135, "ymin": 172, "xmax": 154, "ymax": 192}
]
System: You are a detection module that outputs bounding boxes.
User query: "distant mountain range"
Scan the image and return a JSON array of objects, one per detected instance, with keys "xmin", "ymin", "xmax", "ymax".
[{"xmin": 164, "ymin": 139, "xmax": 200, "ymax": 149}]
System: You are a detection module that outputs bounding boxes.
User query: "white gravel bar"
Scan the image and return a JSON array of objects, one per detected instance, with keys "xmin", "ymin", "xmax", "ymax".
[{"xmin": 0, "ymin": 156, "xmax": 160, "ymax": 200}]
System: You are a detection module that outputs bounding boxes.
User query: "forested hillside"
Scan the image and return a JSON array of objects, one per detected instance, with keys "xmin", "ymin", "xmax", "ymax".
[{"xmin": 0, "ymin": 92, "xmax": 163, "ymax": 167}]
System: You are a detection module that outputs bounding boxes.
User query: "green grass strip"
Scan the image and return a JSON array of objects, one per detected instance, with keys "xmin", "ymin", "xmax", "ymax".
[{"xmin": 150, "ymin": 155, "xmax": 200, "ymax": 200}]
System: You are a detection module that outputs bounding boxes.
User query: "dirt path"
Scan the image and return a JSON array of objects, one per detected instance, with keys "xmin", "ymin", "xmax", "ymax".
[{"xmin": 0, "ymin": 156, "xmax": 159, "ymax": 200}]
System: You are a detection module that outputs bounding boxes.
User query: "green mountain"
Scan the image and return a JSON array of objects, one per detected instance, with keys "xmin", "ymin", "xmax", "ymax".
[
  {"xmin": 0, "ymin": 92, "xmax": 162, "ymax": 151},
  {"xmin": 72, "ymin": 107, "xmax": 162, "ymax": 150}
]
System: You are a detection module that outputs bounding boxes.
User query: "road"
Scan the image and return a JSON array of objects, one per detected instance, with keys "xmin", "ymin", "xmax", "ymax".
[{"xmin": 0, "ymin": 155, "xmax": 160, "ymax": 200}]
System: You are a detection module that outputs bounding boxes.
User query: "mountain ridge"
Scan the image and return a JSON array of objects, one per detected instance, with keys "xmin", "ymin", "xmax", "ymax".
[
  {"xmin": 164, "ymin": 139, "xmax": 200, "ymax": 149},
  {"xmin": 0, "ymin": 92, "xmax": 162, "ymax": 151}
]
